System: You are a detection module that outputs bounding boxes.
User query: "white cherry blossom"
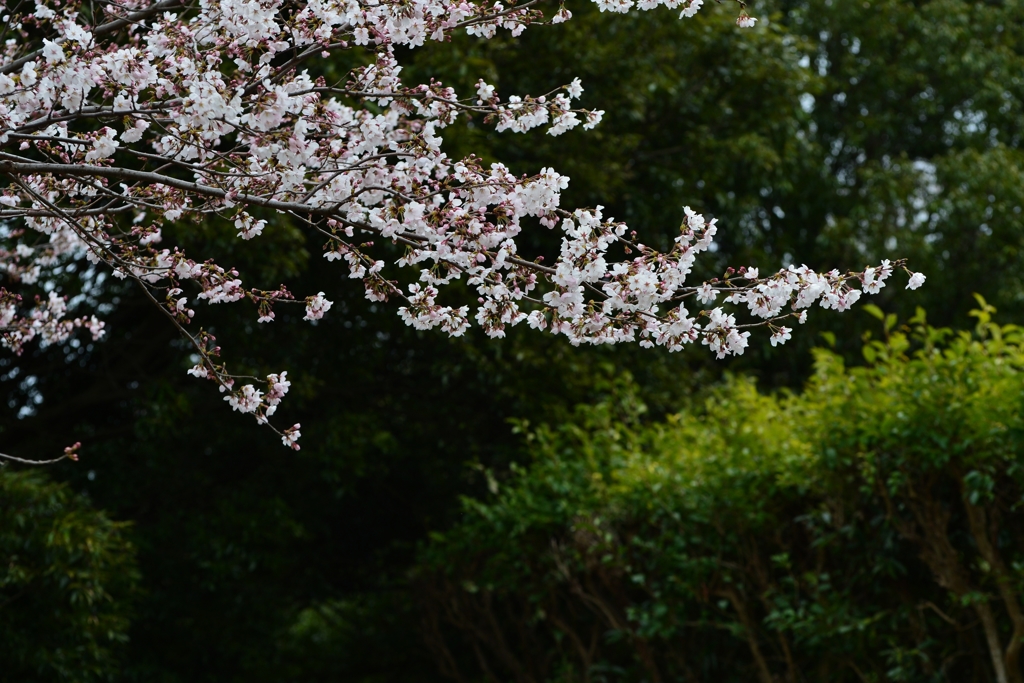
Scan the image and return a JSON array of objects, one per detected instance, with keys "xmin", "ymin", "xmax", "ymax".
[
  {"xmin": 907, "ymin": 272, "xmax": 927, "ymax": 290},
  {"xmin": 0, "ymin": 0, "xmax": 924, "ymax": 449}
]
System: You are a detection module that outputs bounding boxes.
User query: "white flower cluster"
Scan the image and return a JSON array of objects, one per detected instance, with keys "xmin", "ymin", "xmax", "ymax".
[
  {"xmin": 0, "ymin": 0, "xmax": 923, "ymax": 449},
  {"xmin": 221, "ymin": 370, "xmax": 294, "ymax": 429},
  {"xmin": 0, "ymin": 289, "xmax": 105, "ymax": 354}
]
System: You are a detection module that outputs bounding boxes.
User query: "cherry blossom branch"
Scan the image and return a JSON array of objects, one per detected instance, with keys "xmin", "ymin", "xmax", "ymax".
[
  {"xmin": 0, "ymin": 0, "xmax": 926, "ymax": 452},
  {"xmin": 0, "ymin": 443, "xmax": 80, "ymax": 466},
  {"xmin": 0, "ymin": 0, "xmax": 186, "ymax": 75}
]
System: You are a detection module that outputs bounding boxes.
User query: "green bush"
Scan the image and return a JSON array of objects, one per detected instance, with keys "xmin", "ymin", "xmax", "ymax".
[
  {"xmin": 418, "ymin": 305, "xmax": 1024, "ymax": 682},
  {"xmin": 0, "ymin": 469, "xmax": 138, "ymax": 682}
]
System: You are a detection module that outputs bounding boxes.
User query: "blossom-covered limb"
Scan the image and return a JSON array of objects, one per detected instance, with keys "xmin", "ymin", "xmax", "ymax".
[{"xmin": 0, "ymin": 0, "xmax": 921, "ymax": 449}]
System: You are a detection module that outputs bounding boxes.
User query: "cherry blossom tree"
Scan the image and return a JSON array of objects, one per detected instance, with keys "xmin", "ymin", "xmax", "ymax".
[{"xmin": 0, "ymin": 0, "xmax": 924, "ymax": 452}]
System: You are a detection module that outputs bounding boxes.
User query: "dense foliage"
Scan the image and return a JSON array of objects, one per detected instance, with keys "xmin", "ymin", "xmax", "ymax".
[
  {"xmin": 419, "ymin": 306, "xmax": 1024, "ymax": 682},
  {"xmin": 0, "ymin": 469, "xmax": 137, "ymax": 681}
]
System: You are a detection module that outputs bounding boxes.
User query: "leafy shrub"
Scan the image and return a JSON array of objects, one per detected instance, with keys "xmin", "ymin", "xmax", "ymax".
[
  {"xmin": 418, "ymin": 304, "xmax": 1024, "ymax": 682},
  {"xmin": 0, "ymin": 469, "xmax": 138, "ymax": 682}
]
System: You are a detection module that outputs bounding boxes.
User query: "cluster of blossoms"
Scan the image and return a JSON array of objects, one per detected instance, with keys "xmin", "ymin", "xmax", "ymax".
[
  {"xmin": 0, "ymin": 0, "xmax": 923, "ymax": 449},
  {"xmin": 0, "ymin": 287, "xmax": 105, "ymax": 353}
]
